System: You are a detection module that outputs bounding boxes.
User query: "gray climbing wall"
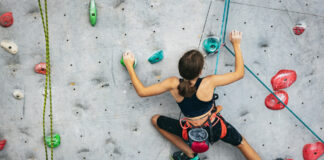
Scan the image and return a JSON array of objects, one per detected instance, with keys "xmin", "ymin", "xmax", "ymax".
[{"xmin": 0, "ymin": 0, "xmax": 323, "ymax": 159}]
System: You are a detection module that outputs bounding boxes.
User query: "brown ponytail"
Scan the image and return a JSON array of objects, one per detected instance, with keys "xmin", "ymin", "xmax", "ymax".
[{"xmin": 178, "ymin": 50, "xmax": 204, "ymax": 97}]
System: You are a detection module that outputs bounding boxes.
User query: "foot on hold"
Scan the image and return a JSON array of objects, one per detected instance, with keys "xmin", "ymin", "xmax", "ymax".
[
  {"xmin": 203, "ymin": 37, "xmax": 220, "ymax": 55},
  {"xmin": 271, "ymin": 69, "xmax": 297, "ymax": 91},
  {"xmin": 170, "ymin": 151, "xmax": 199, "ymax": 160},
  {"xmin": 0, "ymin": 139, "xmax": 6, "ymax": 151},
  {"xmin": 264, "ymin": 90, "xmax": 288, "ymax": 110},
  {"xmin": 45, "ymin": 133, "xmax": 61, "ymax": 148},
  {"xmin": 0, "ymin": 40, "xmax": 18, "ymax": 54},
  {"xmin": 34, "ymin": 62, "xmax": 47, "ymax": 75},
  {"xmin": 89, "ymin": 0, "xmax": 97, "ymax": 26},
  {"xmin": 293, "ymin": 22, "xmax": 306, "ymax": 35},
  {"xmin": 148, "ymin": 50, "xmax": 163, "ymax": 64},
  {"xmin": 120, "ymin": 56, "xmax": 137, "ymax": 68},
  {"xmin": 13, "ymin": 89, "xmax": 24, "ymax": 100},
  {"xmin": 303, "ymin": 142, "xmax": 324, "ymax": 160},
  {"xmin": 0, "ymin": 12, "xmax": 14, "ymax": 27}
]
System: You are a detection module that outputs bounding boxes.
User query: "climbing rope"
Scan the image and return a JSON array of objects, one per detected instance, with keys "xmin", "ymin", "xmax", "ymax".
[
  {"xmin": 223, "ymin": 45, "xmax": 324, "ymax": 144},
  {"xmin": 213, "ymin": 0, "xmax": 230, "ymax": 76},
  {"xmin": 37, "ymin": 0, "xmax": 54, "ymax": 159}
]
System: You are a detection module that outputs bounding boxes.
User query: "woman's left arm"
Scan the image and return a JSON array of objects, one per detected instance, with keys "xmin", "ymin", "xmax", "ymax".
[{"xmin": 123, "ymin": 52, "xmax": 176, "ymax": 97}]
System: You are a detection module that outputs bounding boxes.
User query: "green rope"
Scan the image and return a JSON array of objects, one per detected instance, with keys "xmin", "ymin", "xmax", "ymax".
[{"xmin": 37, "ymin": 0, "xmax": 54, "ymax": 159}]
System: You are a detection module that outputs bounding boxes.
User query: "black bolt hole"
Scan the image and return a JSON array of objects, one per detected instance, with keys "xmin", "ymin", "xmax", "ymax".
[
  {"xmin": 8, "ymin": 46, "xmax": 12, "ymax": 49},
  {"xmin": 284, "ymin": 78, "xmax": 287, "ymax": 81},
  {"xmin": 70, "ymin": 64, "xmax": 73, "ymax": 66},
  {"xmin": 314, "ymin": 152, "xmax": 317, "ymax": 155},
  {"xmin": 122, "ymin": 8, "xmax": 124, "ymax": 11},
  {"xmin": 182, "ymin": 27, "xmax": 185, "ymax": 30},
  {"xmin": 92, "ymin": 13, "xmax": 95, "ymax": 16}
]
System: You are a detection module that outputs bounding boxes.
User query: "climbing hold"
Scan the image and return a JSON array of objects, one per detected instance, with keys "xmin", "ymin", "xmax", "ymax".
[
  {"xmin": 0, "ymin": 139, "xmax": 6, "ymax": 151},
  {"xmin": 89, "ymin": 0, "xmax": 97, "ymax": 26},
  {"xmin": 0, "ymin": 12, "xmax": 14, "ymax": 27},
  {"xmin": 271, "ymin": 69, "xmax": 297, "ymax": 91},
  {"xmin": 120, "ymin": 56, "xmax": 137, "ymax": 68},
  {"xmin": 264, "ymin": 90, "xmax": 288, "ymax": 110},
  {"xmin": 293, "ymin": 22, "xmax": 306, "ymax": 35},
  {"xmin": 34, "ymin": 62, "xmax": 47, "ymax": 75},
  {"xmin": 203, "ymin": 37, "xmax": 220, "ymax": 54},
  {"xmin": 13, "ymin": 89, "xmax": 24, "ymax": 100},
  {"xmin": 0, "ymin": 40, "xmax": 18, "ymax": 54},
  {"xmin": 303, "ymin": 142, "xmax": 324, "ymax": 160},
  {"xmin": 45, "ymin": 133, "xmax": 61, "ymax": 148},
  {"xmin": 148, "ymin": 50, "xmax": 163, "ymax": 64}
]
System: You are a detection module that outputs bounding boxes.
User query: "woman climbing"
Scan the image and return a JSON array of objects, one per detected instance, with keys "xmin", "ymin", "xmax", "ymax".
[{"xmin": 122, "ymin": 30, "xmax": 261, "ymax": 160}]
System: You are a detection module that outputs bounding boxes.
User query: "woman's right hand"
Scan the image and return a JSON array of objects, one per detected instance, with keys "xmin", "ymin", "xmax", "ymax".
[
  {"xmin": 229, "ymin": 30, "xmax": 242, "ymax": 46},
  {"xmin": 123, "ymin": 51, "xmax": 135, "ymax": 69}
]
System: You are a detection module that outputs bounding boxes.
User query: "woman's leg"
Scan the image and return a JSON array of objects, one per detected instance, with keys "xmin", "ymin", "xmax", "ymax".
[
  {"xmin": 151, "ymin": 114, "xmax": 195, "ymax": 158},
  {"xmin": 236, "ymin": 137, "xmax": 261, "ymax": 160}
]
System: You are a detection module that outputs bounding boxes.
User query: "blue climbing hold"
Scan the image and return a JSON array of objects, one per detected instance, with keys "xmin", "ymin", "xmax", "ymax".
[
  {"xmin": 203, "ymin": 37, "xmax": 220, "ymax": 54},
  {"xmin": 148, "ymin": 50, "xmax": 163, "ymax": 64}
]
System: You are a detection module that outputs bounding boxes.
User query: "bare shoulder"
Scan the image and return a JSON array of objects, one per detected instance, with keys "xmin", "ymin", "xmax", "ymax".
[{"xmin": 165, "ymin": 76, "xmax": 180, "ymax": 89}]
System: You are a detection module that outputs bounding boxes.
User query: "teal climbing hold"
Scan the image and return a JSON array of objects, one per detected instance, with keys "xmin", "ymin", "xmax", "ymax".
[
  {"xmin": 203, "ymin": 37, "xmax": 220, "ymax": 54},
  {"xmin": 120, "ymin": 56, "xmax": 137, "ymax": 68},
  {"xmin": 148, "ymin": 50, "xmax": 163, "ymax": 64},
  {"xmin": 45, "ymin": 133, "xmax": 60, "ymax": 148},
  {"xmin": 89, "ymin": 0, "xmax": 97, "ymax": 26}
]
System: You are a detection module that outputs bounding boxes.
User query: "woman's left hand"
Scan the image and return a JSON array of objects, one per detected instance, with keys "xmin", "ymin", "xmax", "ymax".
[{"xmin": 123, "ymin": 51, "xmax": 135, "ymax": 69}]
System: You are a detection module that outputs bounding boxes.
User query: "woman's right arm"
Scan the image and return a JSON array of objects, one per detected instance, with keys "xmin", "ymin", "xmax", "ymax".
[{"xmin": 207, "ymin": 30, "xmax": 244, "ymax": 87}]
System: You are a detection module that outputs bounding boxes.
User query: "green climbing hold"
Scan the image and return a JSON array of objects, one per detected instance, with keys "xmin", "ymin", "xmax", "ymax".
[
  {"xmin": 45, "ymin": 133, "xmax": 60, "ymax": 148},
  {"xmin": 120, "ymin": 56, "xmax": 137, "ymax": 68},
  {"xmin": 148, "ymin": 50, "xmax": 164, "ymax": 64},
  {"xmin": 89, "ymin": 0, "xmax": 97, "ymax": 26},
  {"xmin": 203, "ymin": 37, "xmax": 220, "ymax": 54}
]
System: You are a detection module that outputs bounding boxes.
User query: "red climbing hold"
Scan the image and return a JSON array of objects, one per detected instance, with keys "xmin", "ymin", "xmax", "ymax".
[
  {"xmin": 293, "ymin": 23, "xmax": 306, "ymax": 35},
  {"xmin": 303, "ymin": 142, "xmax": 324, "ymax": 160},
  {"xmin": 0, "ymin": 139, "xmax": 6, "ymax": 151},
  {"xmin": 34, "ymin": 62, "xmax": 47, "ymax": 75},
  {"xmin": 271, "ymin": 69, "xmax": 297, "ymax": 91},
  {"xmin": 265, "ymin": 90, "xmax": 288, "ymax": 110},
  {"xmin": 0, "ymin": 12, "xmax": 14, "ymax": 27}
]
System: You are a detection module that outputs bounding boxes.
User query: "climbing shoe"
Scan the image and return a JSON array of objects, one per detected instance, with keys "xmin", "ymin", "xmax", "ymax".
[{"xmin": 170, "ymin": 151, "xmax": 199, "ymax": 160}]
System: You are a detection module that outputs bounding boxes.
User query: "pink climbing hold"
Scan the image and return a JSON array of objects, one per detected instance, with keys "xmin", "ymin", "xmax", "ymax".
[
  {"xmin": 34, "ymin": 62, "xmax": 47, "ymax": 75},
  {"xmin": 0, "ymin": 12, "xmax": 14, "ymax": 27},
  {"xmin": 265, "ymin": 90, "xmax": 288, "ymax": 110},
  {"xmin": 293, "ymin": 22, "xmax": 306, "ymax": 35},
  {"xmin": 271, "ymin": 69, "xmax": 297, "ymax": 91},
  {"xmin": 303, "ymin": 142, "xmax": 324, "ymax": 160},
  {"xmin": 0, "ymin": 139, "xmax": 6, "ymax": 151}
]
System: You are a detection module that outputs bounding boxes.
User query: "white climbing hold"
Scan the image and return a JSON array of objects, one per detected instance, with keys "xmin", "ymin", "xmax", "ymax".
[
  {"xmin": 13, "ymin": 90, "xmax": 24, "ymax": 100},
  {"xmin": 1, "ymin": 40, "xmax": 18, "ymax": 54}
]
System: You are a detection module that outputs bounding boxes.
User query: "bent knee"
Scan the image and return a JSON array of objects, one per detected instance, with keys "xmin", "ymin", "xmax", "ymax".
[{"xmin": 151, "ymin": 114, "xmax": 160, "ymax": 126}]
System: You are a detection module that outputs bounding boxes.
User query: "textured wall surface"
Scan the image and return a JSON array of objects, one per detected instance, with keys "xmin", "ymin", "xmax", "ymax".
[{"xmin": 0, "ymin": 0, "xmax": 323, "ymax": 159}]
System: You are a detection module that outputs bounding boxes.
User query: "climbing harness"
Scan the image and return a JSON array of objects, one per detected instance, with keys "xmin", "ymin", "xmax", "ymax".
[
  {"xmin": 180, "ymin": 99, "xmax": 227, "ymax": 153},
  {"xmin": 37, "ymin": 0, "xmax": 54, "ymax": 159},
  {"xmin": 180, "ymin": 108, "xmax": 227, "ymax": 153}
]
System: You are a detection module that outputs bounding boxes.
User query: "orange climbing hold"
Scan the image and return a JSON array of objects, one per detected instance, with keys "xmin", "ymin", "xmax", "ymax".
[
  {"xmin": 271, "ymin": 70, "xmax": 297, "ymax": 91},
  {"xmin": 34, "ymin": 62, "xmax": 47, "ymax": 75},
  {"xmin": 265, "ymin": 90, "xmax": 288, "ymax": 110},
  {"xmin": 0, "ymin": 139, "xmax": 6, "ymax": 151},
  {"xmin": 303, "ymin": 142, "xmax": 324, "ymax": 160},
  {"xmin": 0, "ymin": 12, "xmax": 14, "ymax": 27}
]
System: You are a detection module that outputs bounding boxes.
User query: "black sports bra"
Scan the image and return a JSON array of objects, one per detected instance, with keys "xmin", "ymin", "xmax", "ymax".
[{"xmin": 177, "ymin": 78, "xmax": 213, "ymax": 117}]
